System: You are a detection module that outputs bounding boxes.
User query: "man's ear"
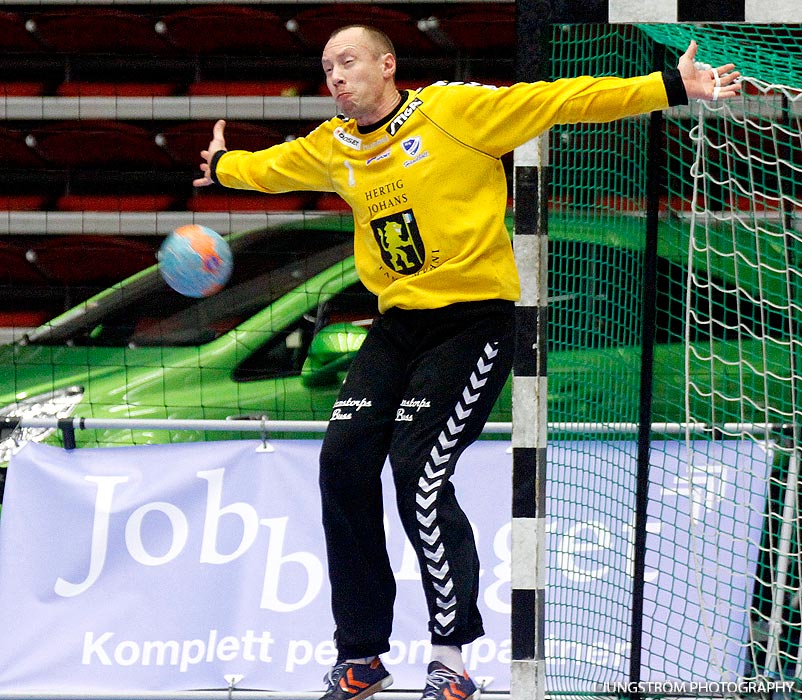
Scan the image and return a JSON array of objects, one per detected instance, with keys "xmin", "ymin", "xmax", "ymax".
[{"xmin": 382, "ymin": 53, "xmax": 397, "ymax": 79}]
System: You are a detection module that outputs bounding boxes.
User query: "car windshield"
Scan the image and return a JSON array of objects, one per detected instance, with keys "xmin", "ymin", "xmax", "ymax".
[{"xmin": 24, "ymin": 224, "xmax": 355, "ymax": 348}]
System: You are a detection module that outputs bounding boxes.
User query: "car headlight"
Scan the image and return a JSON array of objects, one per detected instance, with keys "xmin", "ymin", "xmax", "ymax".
[{"xmin": 0, "ymin": 386, "xmax": 84, "ymax": 463}]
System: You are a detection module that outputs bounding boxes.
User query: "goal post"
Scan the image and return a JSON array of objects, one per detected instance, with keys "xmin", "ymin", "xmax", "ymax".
[{"xmin": 510, "ymin": 5, "xmax": 551, "ymax": 700}]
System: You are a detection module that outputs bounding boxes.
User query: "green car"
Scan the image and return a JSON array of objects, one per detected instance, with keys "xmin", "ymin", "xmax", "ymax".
[
  {"xmin": 0, "ymin": 212, "xmax": 791, "ymax": 502},
  {"xmin": 0, "ymin": 217, "xmax": 380, "ymax": 456}
]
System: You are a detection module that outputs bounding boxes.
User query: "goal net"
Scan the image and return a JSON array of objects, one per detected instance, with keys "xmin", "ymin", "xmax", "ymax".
[
  {"xmin": 545, "ymin": 23, "xmax": 802, "ymax": 696},
  {"xmin": 646, "ymin": 23, "xmax": 802, "ymax": 692}
]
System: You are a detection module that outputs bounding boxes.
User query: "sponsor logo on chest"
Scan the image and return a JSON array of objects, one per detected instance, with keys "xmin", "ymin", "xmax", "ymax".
[
  {"xmin": 333, "ymin": 127, "xmax": 362, "ymax": 151},
  {"xmin": 387, "ymin": 98, "xmax": 423, "ymax": 136}
]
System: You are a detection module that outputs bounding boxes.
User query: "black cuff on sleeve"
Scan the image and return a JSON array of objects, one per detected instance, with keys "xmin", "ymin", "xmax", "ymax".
[
  {"xmin": 209, "ymin": 149, "xmax": 228, "ymax": 185},
  {"xmin": 662, "ymin": 68, "xmax": 688, "ymax": 107}
]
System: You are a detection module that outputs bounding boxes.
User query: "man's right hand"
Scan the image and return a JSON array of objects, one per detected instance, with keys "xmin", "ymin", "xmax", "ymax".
[{"xmin": 193, "ymin": 119, "xmax": 227, "ymax": 187}]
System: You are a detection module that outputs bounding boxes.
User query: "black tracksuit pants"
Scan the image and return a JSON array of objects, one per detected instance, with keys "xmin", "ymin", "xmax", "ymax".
[{"xmin": 319, "ymin": 299, "xmax": 515, "ymax": 661}]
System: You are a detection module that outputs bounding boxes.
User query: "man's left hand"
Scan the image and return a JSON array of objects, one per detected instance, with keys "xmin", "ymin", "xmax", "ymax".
[{"xmin": 679, "ymin": 40, "xmax": 741, "ymax": 101}]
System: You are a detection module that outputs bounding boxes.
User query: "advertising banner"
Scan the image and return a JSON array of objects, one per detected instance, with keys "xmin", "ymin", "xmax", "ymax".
[{"xmin": 0, "ymin": 438, "xmax": 770, "ymax": 693}]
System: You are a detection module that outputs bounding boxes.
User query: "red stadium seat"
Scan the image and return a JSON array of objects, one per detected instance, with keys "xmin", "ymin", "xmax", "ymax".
[
  {"xmin": 26, "ymin": 121, "xmax": 174, "ymax": 170},
  {"xmin": 188, "ymin": 191, "xmax": 312, "ymax": 212},
  {"xmin": 0, "ymin": 310, "xmax": 50, "ymax": 328},
  {"xmin": 56, "ymin": 194, "xmax": 178, "ymax": 212},
  {"xmin": 315, "ymin": 193, "xmax": 351, "ymax": 212},
  {"xmin": 316, "ymin": 79, "xmax": 435, "ymax": 96},
  {"xmin": 0, "ymin": 82, "xmax": 45, "ymax": 96},
  {"xmin": 0, "ymin": 194, "xmax": 49, "ymax": 211},
  {"xmin": 187, "ymin": 80, "xmax": 312, "ymax": 97},
  {"xmin": 25, "ymin": 8, "xmax": 171, "ymax": 54},
  {"xmin": 424, "ymin": 5, "xmax": 515, "ymax": 52},
  {"xmin": 0, "ymin": 241, "xmax": 48, "ymax": 285},
  {"xmin": 0, "ymin": 11, "xmax": 45, "ymax": 52},
  {"xmin": 24, "ymin": 236, "xmax": 157, "ymax": 284},
  {"xmin": 56, "ymin": 82, "xmax": 177, "ymax": 97},
  {"xmin": 290, "ymin": 122, "xmax": 327, "ymax": 139},
  {"xmin": 156, "ymin": 5, "xmax": 300, "ymax": 55},
  {"xmin": 0, "ymin": 127, "xmax": 47, "ymax": 169},
  {"xmin": 289, "ymin": 6, "xmax": 436, "ymax": 54},
  {"xmin": 156, "ymin": 121, "xmax": 285, "ymax": 169}
]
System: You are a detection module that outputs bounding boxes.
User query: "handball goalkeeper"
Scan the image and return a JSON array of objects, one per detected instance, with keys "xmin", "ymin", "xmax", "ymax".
[{"xmin": 194, "ymin": 24, "xmax": 739, "ymax": 700}]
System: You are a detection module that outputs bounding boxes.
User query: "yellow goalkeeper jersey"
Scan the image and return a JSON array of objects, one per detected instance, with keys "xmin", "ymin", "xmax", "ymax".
[{"xmin": 213, "ymin": 73, "xmax": 676, "ymax": 312}]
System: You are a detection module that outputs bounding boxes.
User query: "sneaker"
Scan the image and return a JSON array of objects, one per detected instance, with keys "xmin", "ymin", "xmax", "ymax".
[
  {"xmin": 320, "ymin": 658, "xmax": 393, "ymax": 700},
  {"xmin": 421, "ymin": 661, "xmax": 478, "ymax": 700}
]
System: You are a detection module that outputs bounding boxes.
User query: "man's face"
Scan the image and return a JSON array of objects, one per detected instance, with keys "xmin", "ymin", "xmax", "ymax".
[{"xmin": 322, "ymin": 27, "xmax": 393, "ymax": 123}]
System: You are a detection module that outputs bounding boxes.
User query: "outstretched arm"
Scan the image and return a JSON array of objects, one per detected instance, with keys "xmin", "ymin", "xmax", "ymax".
[
  {"xmin": 193, "ymin": 119, "xmax": 227, "ymax": 187},
  {"xmin": 678, "ymin": 40, "xmax": 740, "ymax": 100}
]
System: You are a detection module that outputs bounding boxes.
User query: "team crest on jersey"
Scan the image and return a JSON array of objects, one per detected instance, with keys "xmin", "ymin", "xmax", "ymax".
[
  {"xmin": 401, "ymin": 135, "xmax": 429, "ymax": 167},
  {"xmin": 371, "ymin": 209, "xmax": 425, "ymax": 275},
  {"xmin": 401, "ymin": 137, "xmax": 421, "ymax": 157}
]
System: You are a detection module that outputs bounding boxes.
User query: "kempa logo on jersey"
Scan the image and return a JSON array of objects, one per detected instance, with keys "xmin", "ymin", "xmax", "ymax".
[
  {"xmin": 387, "ymin": 98, "xmax": 423, "ymax": 136},
  {"xmin": 333, "ymin": 127, "xmax": 362, "ymax": 151}
]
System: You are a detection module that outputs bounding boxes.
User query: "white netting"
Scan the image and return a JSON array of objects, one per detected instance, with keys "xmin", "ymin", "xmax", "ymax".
[{"xmin": 685, "ymin": 77, "xmax": 802, "ymax": 685}]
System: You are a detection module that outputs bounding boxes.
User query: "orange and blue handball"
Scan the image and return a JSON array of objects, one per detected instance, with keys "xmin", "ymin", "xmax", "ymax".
[{"xmin": 158, "ymin": 224, "xmax": 233, "ymax": 298}]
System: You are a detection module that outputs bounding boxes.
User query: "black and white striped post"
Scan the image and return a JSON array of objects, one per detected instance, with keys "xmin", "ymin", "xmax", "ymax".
[
  {"xmin": 601, "ymin": 0, "xmax": 801, "ymax": 23},
  {"xmin": 511, "ymin": 5, "xmax": 551, "ymax": 699},
  {"xmin": 511, "ymin": 132, "xmax": 549, "ymax": 700}
]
